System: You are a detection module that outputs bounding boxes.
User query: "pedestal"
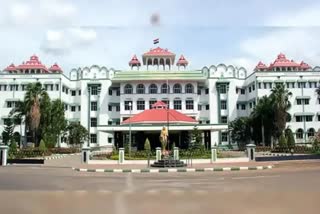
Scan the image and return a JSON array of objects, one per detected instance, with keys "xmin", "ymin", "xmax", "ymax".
[
  {"xmin": 0, "ymin": 145, "xmax": 9, "ymax": 166},
  {"xmin": 173, "ymin": 147, "xmax": 179, "ymax": 160},
  {"xmin": 118, "ymin": 148, "xmax": 125, "ymax": 164},
  {"xmin": 246, "ymin": 144, "xmax": 256, "ymax": 161},
  {"xmin": 211, "ymin": 146, "xmax": 217, "ymax": 163},
  {"xmin": 81, "ymin": 147, "xmax": 91, "ymax": 164},
  {"xmin": 156, "ymin": 147, "xmax": 161, "ymax": 162}
]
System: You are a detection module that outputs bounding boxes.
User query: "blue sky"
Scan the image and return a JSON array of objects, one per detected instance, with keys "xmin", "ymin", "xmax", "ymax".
[{"xmin": 1, "ymin": 0, "xmax": 320, "ymax": 74}]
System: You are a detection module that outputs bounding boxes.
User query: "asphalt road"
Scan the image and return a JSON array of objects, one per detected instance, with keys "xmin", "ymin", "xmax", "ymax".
[{"xmin": 0, "ymin": 162, "xmax": 320, "ymax": 214}]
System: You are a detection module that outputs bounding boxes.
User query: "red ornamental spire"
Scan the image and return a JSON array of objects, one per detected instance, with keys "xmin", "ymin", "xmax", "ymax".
[
  {"xmin": 176, "ymin": 55, "xmax": 188, "ymax": 66},
  {"xmin": 129, "ymin": 55, "xmax": 141, "ymax": 66}
]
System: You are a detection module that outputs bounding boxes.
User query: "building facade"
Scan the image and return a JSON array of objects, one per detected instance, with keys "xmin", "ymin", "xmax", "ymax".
[{"xmin": 1, "ymin": 48, "xmax": 320, "ymax": 148}]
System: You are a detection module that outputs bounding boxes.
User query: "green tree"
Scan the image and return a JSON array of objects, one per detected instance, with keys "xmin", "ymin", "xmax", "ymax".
[
  {"xmin": 65, "ymin": 122, "xmax": 89, "ymax": 147},
  {"xmin": 285, "ymin": 128, "xmax": 295, "ymax": 148},
  {"xmin": 270, "ymin": 83, "xmax": 292, "ymax": 142},
  {"xmin": 279, "ymin": 133, "xmax": 287, "ymax": 148},
  {"xmin": 251, "ymin": 96, "xmax": 275, "ymax": 146},
  {"xmin": 229, "ymin": 117, "xmax": 251, "ymax": 149},
  {"xmin": 1, "ymin": 119, "xmax": 14, "ymax": 145},
  {"xmin": 191, "ymin": 126, "xmax": 203, "ymax": 149},
  {"xmin": 19, "ymin": 82, "xmax": 48, "ymax": 145},
  {"xmin": 144, "ymin": 138, "xmax": 151, "ymax": 153}
]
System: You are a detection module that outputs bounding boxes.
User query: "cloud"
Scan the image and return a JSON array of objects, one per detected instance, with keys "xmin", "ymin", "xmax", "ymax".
[
  {"xmin": 41, "ymin": 28, "xmax": 97, "ymax": 55},
  {"xmin": 230, "ymin": 27, "xmax": 320, "ymax": 73},
  {"xmin": 0, "ymin": 0, "xmax": 77, "ymax": 26},
  {"xmin": 265, "ymin": 4, "xmax": 320, "ymax": 26}
]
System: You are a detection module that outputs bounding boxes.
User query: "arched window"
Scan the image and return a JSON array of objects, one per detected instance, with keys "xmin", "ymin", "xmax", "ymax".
[
  {"xmin": 307, "ymin": 128, "xmax": 315, "ymax": 138},
  {"xmin": 136, "ymin": 84, "xmax": 145, "ymax": 94},
  {"xmin": 149, "ymin": 84, "xmax": 158, "ymax": 94},
  {"xmin": 124, "ymin": 84, "xmax": 133, "ymax": 94},
  {"xmin": 185, "ymin": 83, "xmax": 194, "ymax": 93},
  {"xmin": 296, "ymin": 129, "xmax": 303, "ymax": 139},
  {"xmin": 161, "ymin": 83, "xmax": 169, "ymax": 94},
  {"xmin": 173, "ymin": 84, "xmax": 182, "ymax": 93}
]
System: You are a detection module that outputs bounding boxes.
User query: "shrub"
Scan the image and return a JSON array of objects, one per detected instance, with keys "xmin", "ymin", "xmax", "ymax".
[
  {"xmin": 39, "ymin": 140, "xmax": 47, "ymax": 153},
  {"xmin": 285, "ymin": 128, "xmax": 295, "ymax": 148},
  {"xmin": 144, "ymin": 138, "xmax": 151, "ymax": 152},
  {"xmin": 278, "ymin": 133, "xmax": 287, "ymax": 148},
  {"xmin": 49, "ymin": 148, "xmax": 80, "ymax": 154}
]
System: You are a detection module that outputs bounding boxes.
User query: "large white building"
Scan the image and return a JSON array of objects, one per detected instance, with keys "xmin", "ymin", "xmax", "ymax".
[{"xmin": 1, "ymin": 47, "xmax": 320, "ymax": 149}]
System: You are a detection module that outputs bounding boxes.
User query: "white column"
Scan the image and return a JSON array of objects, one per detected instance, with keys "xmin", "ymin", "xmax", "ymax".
[{"xmin": 210, "ymin": 130, "xmax": 219, "ymax": 147}]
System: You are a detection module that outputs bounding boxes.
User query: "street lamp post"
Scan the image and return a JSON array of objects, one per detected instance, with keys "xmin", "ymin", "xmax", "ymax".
[{"xmin": 129, "ymin": 102, "xmax": 132, "ymax": 158}]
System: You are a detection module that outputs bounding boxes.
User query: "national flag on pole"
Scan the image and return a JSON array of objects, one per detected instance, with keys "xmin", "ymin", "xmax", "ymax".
[{"xmin": 153, "ymin": 38, "xmax": 159, "ymax": 44}]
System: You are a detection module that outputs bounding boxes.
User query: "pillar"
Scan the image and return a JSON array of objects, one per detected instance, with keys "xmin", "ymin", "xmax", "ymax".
[
  {"xmin": 211, "ymin": 145, "xmax": 217, "ymax": 163},
  {"xmin": 156, "ymin": 147, "xmax": 161, "ymax": 161},
  {"xmin": 246, "ymin": 144, "xmax": 256, "ymax": 161},
  {"xmin": 0, "ymin": 145, "xmax": 9, "ymax": 166},
  {"xmin": 81, "ymin": 147, "xmax": 91, "ymax": 164},
  {"xmin": 118, "ymin": 148, "xmax": 125, "ymax": 164},
  {"xmin": 173, "ymin": 147, "xmax": 179, "ymax": 160}
]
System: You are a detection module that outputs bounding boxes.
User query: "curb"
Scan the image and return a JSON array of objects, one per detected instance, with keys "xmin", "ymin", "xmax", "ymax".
[
  {"xmin": 72, "ymin": 165, "xmax": 273, "ymax": 173},
  {"xmin": 44, "ymin": 153, "xmax": 80, "ymax": 160},
  {"xmin": 261, "ymin": 153, "xmax": 291, "ymax": 157}
]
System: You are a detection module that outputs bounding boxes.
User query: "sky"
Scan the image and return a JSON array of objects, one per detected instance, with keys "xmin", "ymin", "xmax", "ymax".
[{"xmin": 1, "ymin": 0, "xmax": 320, "ymax": 74}]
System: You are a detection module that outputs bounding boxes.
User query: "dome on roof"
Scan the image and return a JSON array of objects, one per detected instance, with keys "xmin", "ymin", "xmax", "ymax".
[
  {"xmin": 129, "ymin": 55, "xmax": 141, "ymax": 66},
  {"xmin": 176, "ymin": 55, "xmax": 188, "ymax": 66}
]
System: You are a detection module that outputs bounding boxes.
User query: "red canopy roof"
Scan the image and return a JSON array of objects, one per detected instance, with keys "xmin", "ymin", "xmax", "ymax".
[
  {"xmin": 49, "ymin": 63, "xmax": 63, "ymax": 72},
  {"xmin": 176, "ymin": 55, "xmax": 188, "ymax": 66},
  {"xmin": 255, "ymin": 61, "xmax": 267, "ymax": 70},
  {"xmin": 143, "ymin": 47, "xmax": 175, "ymax": 56},
  {"xmin": 255, "ymin": 53, "xmax": 312, "ymax": 71},
  {"xmin": 129, "ymin": 55, "xmax": 141, "ymax": 66},
  {"xmin": 122, "ymin": 101, "xmax": 197, "ymax": 125},
  {"xmin": 17, "ymin": 55, "xmax": 49, "ymax": 72},
  {"xmin": 5, "ymin": 63, "xmax": 16, "ymax": 71}
]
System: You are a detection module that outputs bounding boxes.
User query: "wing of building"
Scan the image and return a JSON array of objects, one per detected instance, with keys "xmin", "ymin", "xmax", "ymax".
[{"xmin": 1, "ymin": 49, "xmax": 320, "ymax": 149}]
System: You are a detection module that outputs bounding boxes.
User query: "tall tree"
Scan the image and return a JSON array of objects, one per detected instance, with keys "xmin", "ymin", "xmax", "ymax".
[
  {"xmin": 251, "ymin": 96, "xmax": 274, "ymax": 146},
  {"xmin": 49, "ymin": 100, "xmax": 67, "ymax": 147},
  {"xmin": 270, "ymin": 83, "xmax": 292, "ymax": 141},
  {"xmin": 24, "ymin": 82, "xmax": 48, "ymax": 145}
]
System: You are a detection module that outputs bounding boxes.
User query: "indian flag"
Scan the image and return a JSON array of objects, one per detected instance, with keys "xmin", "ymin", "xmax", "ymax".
[{"xmin": 153, "ymin": 38, "xmax": 159, "ymax": 44}]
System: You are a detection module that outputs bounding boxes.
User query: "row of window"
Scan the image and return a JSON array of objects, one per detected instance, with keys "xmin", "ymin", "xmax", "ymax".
[
  {"xmin": 258, "ymin": 82, "xmax": 318, "ymax": 89},
  {"xmin": 124, "ymin": 83, "xmax": 195, "ymax": 94},
  {"xmin": 124, "ymin": 100, "xmax": 195, "ymax": 110},
  {"xmin": 296, "ymin": 128, "xmax": 315, "ymax": 139},
  {"xmin": 295, "ymin": 115, "xmax": 320, "ymax": 122},
  {"xmin": 88, "ymin": 134, "xmax": 113, "ymax": 144},
  {"xmin": 236, "ymin": 101, "xmax": 256, "ymax": 110},
  {"xmin": 236, "ymin": 85, "xmax": 256, "ymax": 95}
]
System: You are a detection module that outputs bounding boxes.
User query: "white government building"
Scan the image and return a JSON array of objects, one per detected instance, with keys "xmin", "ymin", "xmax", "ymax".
[{"xmin": 0, "ymin": 47, "xmax": 320, "ymax": 149}]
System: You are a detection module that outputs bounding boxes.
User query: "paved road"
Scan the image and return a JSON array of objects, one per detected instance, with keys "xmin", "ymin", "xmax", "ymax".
[{"xmin": 0, "ymin": 161, "xmax": 320, "ymax": 214}]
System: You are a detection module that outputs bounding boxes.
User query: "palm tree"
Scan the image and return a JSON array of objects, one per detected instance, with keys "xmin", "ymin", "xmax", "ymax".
[
  {"xmin": 270, "ymin": 83, "xmax": 292, "ymax": 143},
  {"xmin": 251, "ymin": 96, "xmax": 274, "ymax": 146},
  {"xmin": 24, "ymin": 82, "xmax": 48, "ymax": 145}
]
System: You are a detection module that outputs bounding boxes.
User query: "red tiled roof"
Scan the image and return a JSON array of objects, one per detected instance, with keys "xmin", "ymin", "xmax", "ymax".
[
  {"xmin": 49, "ymin": 63, "xmax": 63, "ymax": 72},
  {"xmin": 269, "ymin": 53, "xmax": 300, "ymax": 68},
  {"xmin": 122, "ymin": 100, "xmax": 197, "ymax": 125},
  {"xmin": 255, "ymin": 53, "xmax": 312, "ymax": 71},
  {"xmin": 300, "ymin": 61, "xmax": 311, "ymax": 69},
  {"xmin": 4, "ymin": 63, "xmax": 16, "ymax": 71},
  {"xmin": 143, "ymin": 47, "xmax": 175, "ymax": 56},
  {"xmin": 17, "ymin": 55, "xmax": 49, "ymax": 72},
  {"xmin": 129, "ymin": 55, "xmax": 141, "ymax": 66},
  {"xmin": 176, "ymin": 55, "xmax": 188, "ymax": 66},
  {"xmin": 255, "ymin": 61, "xmax": 267, "ymax": 70}
]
